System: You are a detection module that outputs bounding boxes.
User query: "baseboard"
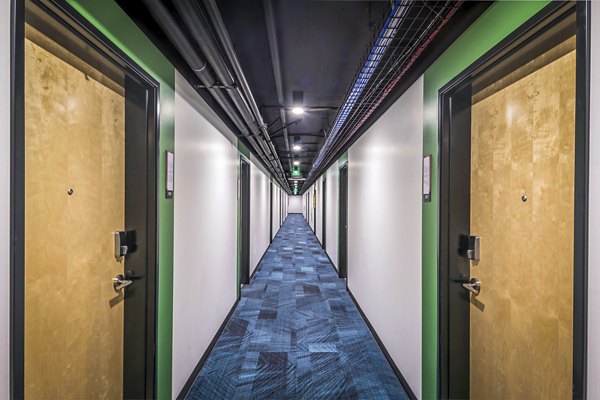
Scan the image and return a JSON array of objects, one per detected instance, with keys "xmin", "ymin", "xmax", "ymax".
[
  {"xmin": 179, "ymin": 240, "xmax": 270, "ymax": 399},
  {"xmin": 311, "ymin": 225, "xmax": 338, "ymax": 274},
  {"xmin": 346, "ymin": 290, "xmax": 417, "ymax": 400},
  {"xmin": 270, "ymin": 214, "xmax": 288, "ymax": 243},
  {"xmin": 325, "ymin": 251, "xmax": 338, "ymax": 273},
  {"xmin": 249, "ymin": 244, "xmax": 270, "ymax": 282},
  {"xmin": 176, "ymin": 297, "xmax": 241, "ymax": 400}
]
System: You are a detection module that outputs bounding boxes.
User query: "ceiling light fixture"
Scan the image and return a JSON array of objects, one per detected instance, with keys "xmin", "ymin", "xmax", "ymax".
[
  {"xmin": 292, "ymin": 144, "xmax": 302, "ymax": 151},
  {"xmin": 293, "ymin": 160, "xmax": 300, "ymax": 166},
  {"xmin": 292, "ymin": 90, "xmax": 304, "ymax": 115}
]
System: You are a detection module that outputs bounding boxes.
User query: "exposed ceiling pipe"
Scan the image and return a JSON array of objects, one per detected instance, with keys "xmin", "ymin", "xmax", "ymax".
[
  {"xmin": 263, "ymin": 0, "xmax": 292, "ymax": 172},
  {"xmin": 142, "ymin": 0, "xmax": 289, "ymax": 190},
  {"xmin": 201, "ymin": 0, "xmax": 290, "ymax": 192},
  {"xmin": 172, "ymin": 0, "xmax": 286, "ymax": 187}
]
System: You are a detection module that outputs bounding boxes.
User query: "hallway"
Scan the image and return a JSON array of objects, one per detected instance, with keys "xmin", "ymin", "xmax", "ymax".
[{"xmin": 186, "ymin": 214, "xmax": 408, "ymax": 399}]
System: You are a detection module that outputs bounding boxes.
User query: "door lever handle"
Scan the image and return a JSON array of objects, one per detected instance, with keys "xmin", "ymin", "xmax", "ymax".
[
  {"xmin": 113, "ymin": 274, "xmax": 133, "ymax": 292},
  {"xmin": 462, "ymin": 278, "xmax": 481, "ymax": 296}
]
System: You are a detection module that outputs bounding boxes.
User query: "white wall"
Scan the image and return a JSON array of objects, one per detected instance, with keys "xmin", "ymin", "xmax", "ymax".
[
  {"xmin": 289, "ymin": 195, "xmax": 303, "ymax": 213},
  {"xmin": 172, "ymin": 73, "xmax": 239, "ymax": 397},
  {"xmin": 588, "ymin": 5, "xmax": 600, "ymax": 398},
  {"xmin": 324, "ymin": 162, "xmax": 339, "ymax": 268},
  {"xmin": 1, "ymin": 1, "xmax": 10, "ymax": 397},
  {"xmin": 250, "ymin": 160, "xmax": 270, "ymax": 274},
  {"xmin": 347, "ymin": 77, "xmax": 424, "ymax": 397}
]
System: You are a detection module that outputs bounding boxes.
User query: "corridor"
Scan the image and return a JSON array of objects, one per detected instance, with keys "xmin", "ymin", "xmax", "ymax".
[
  {"xmin": 186, "ymin": 214, "xmax": 408, "ymax": 399},
  {"xmin": 6, "ymin": 1, "xmax": 600, "ymax": 399}
]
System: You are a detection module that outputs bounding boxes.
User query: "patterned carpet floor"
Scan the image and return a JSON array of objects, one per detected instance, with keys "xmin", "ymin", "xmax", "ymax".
[{"xmin": 186, "ymin": 213, "xmax": 408, "ymax": 399}]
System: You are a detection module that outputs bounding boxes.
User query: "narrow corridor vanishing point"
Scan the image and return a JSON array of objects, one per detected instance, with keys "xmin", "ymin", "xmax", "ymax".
[{"xmin": 186, "ymin": 214, "xmax": 408, "ymax": 399}]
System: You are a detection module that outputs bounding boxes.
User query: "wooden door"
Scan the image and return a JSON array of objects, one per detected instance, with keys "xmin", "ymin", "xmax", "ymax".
[
  {"xmin": 469, "ymin": 37, "xmax": 576, "ymax": 399},
  {"xmin": 24, "ymin": 25, "xmax": 126, "ymax": 399}
]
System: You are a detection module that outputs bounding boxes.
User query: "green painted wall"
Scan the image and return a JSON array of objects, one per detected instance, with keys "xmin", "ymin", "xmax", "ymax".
[
  {"xmin": 421, "ymin": 2, "xmax": 549, "ymax": 398},
  {"xmin": 64, "ymin": 1, "xmax": 176, "ymax": 398}
]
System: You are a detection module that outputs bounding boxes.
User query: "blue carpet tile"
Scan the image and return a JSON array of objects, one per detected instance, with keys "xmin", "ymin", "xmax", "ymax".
[{"xmin": 186, "ymin": 214, "xmax": 409, "ymax": 400}]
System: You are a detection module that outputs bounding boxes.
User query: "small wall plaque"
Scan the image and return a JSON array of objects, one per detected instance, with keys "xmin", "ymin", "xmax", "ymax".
[
  {"xmin": 423, "ymin": 154, "xmax": 431, "ymax": 202},
  {"xmin": 166, "ymin": 150, "xmax": 174, "ymax": 199}
]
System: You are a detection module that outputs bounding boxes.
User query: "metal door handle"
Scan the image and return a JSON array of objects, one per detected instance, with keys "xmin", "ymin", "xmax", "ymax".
[
  {"xmin": 113, "ymin": 274, "xmax": 132, "ymax": 291},
  {"xmin": 462, "ymin": 278, "xmax": 481, "ymax": 296}
]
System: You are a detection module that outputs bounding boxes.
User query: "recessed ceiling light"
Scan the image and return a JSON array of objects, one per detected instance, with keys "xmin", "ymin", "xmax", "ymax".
[
  {"xmin": 292, "ymin": 144, "xmax": 302, "ymax": 151},
  {"xmin": 291, "ymin": 90, "xmax": 304, "ymax": 115},
  {"xmin": 293, "ymin": 160, "xmax": 300, "ymax": 166}
]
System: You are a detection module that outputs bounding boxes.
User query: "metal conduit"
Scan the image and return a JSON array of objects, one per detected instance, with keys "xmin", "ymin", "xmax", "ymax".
[
  {"xmin": 174, "ymin": 0, "xmax": 288, "ymax": 189},
  {"xmin": 143, "ymin": 0, "xmax": 289, "ymax": 190},
  {"xmin": 262, "ymin": 0, "xmax": 292, "ymax": 171},
  {"xmin": 202, "ymin": 0, "xmax": 290, "ymax": 189}
]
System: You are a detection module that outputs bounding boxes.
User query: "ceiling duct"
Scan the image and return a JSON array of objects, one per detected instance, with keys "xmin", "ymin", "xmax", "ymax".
[
  {"xmin": 302, "ymin": 0, "xmax": 462, "ymax": 192},
  {"xmin": 201, "ymin": 0, "xmax": 291, "ymax": 192},
  {"xmin": 263, "ymin": 0, "xmax": 292, "ymax": 173},
  {"xmin": 142, "ymin": 0, "xmax": 290, "ymax": 192}
]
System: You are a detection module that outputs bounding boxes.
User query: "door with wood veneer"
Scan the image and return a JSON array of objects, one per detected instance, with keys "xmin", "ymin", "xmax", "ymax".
[
  {"xmin": 24, "ymin": 25, "xmax": 127, "ymax": 399},
  {"xmin": 439, "ymin": 6, "xmax": 583, "ymax": 399},
  {"xmin": 17, "ymin": 1, "xmax": 158, "ymax": 398},
  {"xmin": 469, "ymin": 36, "xmax": 576, "ymax": 400}
]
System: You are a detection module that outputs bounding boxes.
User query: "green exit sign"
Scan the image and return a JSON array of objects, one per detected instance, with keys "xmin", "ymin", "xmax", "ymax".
[
  {"xmin": 293, "ymin": 188, "xmax": 299, "ymax": 195},
  {"xmin": 291, "ymin": 170, "xmax": 301, "ymax": 177}
]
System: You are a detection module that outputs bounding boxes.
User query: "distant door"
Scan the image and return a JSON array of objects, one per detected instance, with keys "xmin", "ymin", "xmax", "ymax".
[
  {"xmin": 313, "ymin": 187, "xmax": 317, "ymax": 234},
  {"xmin": 322, "ymin": 177, "xmax": 327, "ymax": 249},
  {"xmin": 269, "ymin": 182, "xmax": 273, "ymax": 242},
  {"xmin": 439, "ymin": 5, "xmax": 586, "ymax": 399},
  {"xmin": 338, "ymin": 165, "xmax": 348, "ymax": 279},
  {"xmin": 240, "ymin": 158, "xmax": 251, "ymax": 285},
  {"xmin": 17, "ymin": 2, "xmax": 158, "ymax": 398}
]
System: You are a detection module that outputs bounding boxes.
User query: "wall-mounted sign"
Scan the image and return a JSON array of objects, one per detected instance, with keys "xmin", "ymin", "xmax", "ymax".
[
  {"xmin": 423, "ymin": 154, "xmax": 431, "ymax": 202},
  {"xmin": 166, "ymin": 151, "xmax": 174, "ymax": 199}
]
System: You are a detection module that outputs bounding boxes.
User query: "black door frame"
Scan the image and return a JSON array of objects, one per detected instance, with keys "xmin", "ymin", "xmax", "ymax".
[
  {"xmin": 322, "ymin": 176, "xmax": 327, "ymax": 249},
  {"xmin": 239, "ymin": 157, "xmax": 251, "ymax": 286},
  {"xmin": 10, "ymin": 0, "xmax": 160, "ymax": 398},
  {"xmin": 269, "ymin": 181, "xmax": 273, "ymax": 242},
  {"xmin": 438, "ymin": 2, "xmax": 589, "ymax": 399},
  {"xmin": 338, "ymin": 164, "xmax": 348, "ymax": 279},
  {"xmin": 313, "ymin": 187, "xmax": 317, "ymax": 234}
]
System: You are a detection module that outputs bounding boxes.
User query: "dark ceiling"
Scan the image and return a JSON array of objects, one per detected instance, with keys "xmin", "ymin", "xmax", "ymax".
[
  {"xmin": 217, "ymin": 0, "xmax": 387, "ymax": 183},
  {"xmin": 118, "ymin": 0, "xmax": 489, "ymax": 193}
]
